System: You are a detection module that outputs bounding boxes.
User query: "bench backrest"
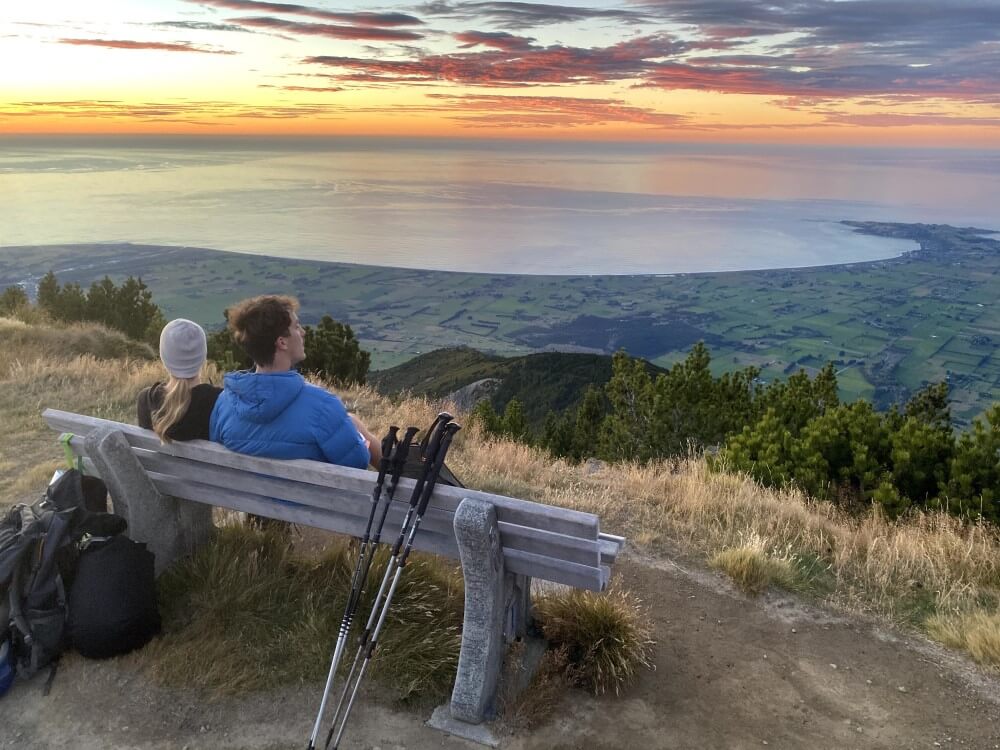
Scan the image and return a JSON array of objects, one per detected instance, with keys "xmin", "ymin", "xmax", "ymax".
[{"xmin": 44, "ymin": 409, "xmax": 623, "ymax": 591}]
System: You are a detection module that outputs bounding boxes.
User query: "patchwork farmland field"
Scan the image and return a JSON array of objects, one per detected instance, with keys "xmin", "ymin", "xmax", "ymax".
[{"xmin": 2, "ymin": 221, "xmax": 997, "ymax": 423}]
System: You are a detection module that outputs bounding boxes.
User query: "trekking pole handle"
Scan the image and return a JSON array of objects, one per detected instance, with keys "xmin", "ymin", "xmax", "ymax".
[
  {"xmin": 389, "ymin": 422, "xmax": 446, "ymax": 557},
  {"xmin": 391, "ymin": 427, "xmax": 420, "ymax": 483},
  {"xmin": 381, "ymin": 426, "xmax": 398, "ymax": 464},
  {"xmin": 417, "ymin": 423, "xmax": 460, "ymax": 517},
  {"xmin": 369, "ymin": 427, "xmax": 418, "ymax": 548},
  {"xmin": 418, "ymin": 412, "xmax": 453, "ymax": 459}
]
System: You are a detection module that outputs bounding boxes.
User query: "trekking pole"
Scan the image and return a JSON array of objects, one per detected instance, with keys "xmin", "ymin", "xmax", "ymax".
[
  {"xmin": 329, "ymin": 422, "xmax": 461, "ymax": 750},
  {"xmin": 322, "ymin": 415, "xmax": 453, "ymax": 747},
  {"xmin": 306, "ymin": 427, "xmax": 399, "ymax": 750}
]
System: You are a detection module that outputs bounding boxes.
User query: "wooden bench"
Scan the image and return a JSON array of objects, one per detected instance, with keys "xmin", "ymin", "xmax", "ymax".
[{"xmin": 43, "ymin": 409, "xmax": 624, "ymax": 733}]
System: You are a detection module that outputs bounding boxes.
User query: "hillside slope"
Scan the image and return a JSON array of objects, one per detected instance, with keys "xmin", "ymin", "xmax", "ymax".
[
  {"xmin": 371, "ymin": 347, "xmax": 666, "ymax": 427},
  {"xmin": 3, "ymin": 319, "xmax": 1000, "ymax": 749}
]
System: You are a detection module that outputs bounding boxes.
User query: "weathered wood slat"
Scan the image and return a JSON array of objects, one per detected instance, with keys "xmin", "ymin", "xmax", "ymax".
[
  {"xmin": 148, "ymin": 473, "xmax": 605, "ymax": 589},
  {"xmin": 147, "ymin": 471, "xmax": 463, "ymax": 561},
  {"xmin": 504, "ymin": 548, "xmax": 605, "ymax": 592},
  {"xmin": 45, "ymin": 410, "xmax": 599, "ymax": 539},
  {"xmin": 496, "ymin": 522, "xmax": 599, "ymax": 569},
  {"xmin": 67, "ymin": 436, "xmax": 606, "ymax": 569},
  {"xmin": 598, "ymin": 536, "xmax": 623, "ymax": 565}
]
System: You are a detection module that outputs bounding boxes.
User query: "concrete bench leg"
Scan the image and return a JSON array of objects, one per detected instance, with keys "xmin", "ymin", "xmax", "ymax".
[
  {"xmin": 84, "ymin": 427, "xmax": 213, "ymax": 575},
  {"xmin": 449, "ymin": 497, "xmax": 530, "ymax": 726}
]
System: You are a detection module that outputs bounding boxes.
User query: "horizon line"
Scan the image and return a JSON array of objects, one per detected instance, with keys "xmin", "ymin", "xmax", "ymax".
[{"xmin": 3, "ymin": 132, "xmax": 1000, "ymax": 153}]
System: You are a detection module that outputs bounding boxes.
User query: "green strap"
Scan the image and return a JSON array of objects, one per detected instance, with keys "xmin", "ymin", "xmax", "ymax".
[{"xmin": 58, "ymin": 432, "xmax": 83, "ymax": 472}]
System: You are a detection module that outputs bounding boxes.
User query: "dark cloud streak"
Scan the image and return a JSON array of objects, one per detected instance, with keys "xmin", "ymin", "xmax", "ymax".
[
  {"xmin": 231, "ymin": 16, "xmax": 424, "ymax": 41},
  {"xmin": 150, "ymin": 21, "xmax": 252, "ymax": 32},
  {"xmin": 186, "ymin": 0, "xmax": 422, "ymax": 27},
  {"xmin": 59, "ymin": 38, "xmax": 237, "ymax": 54},
  {"xmin": 418, "ymin": 0, "xmax": 651, "ymax": 29}
]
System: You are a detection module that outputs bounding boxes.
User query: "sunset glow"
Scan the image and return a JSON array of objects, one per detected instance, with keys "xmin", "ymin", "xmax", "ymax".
[{"xmin": 3, "ymin": 0, "xmax": 999, "ymax": 144}]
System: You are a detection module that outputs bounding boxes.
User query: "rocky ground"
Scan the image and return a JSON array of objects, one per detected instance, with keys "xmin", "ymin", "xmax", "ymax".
[{"xmin": 3, "ymin": 550, "xmax": 999, "ymax": 750}]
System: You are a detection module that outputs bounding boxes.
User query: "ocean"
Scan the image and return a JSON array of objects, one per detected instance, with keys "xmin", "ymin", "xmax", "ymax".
[{"xmin": 1, "ymin": 136, "xmax": 998, "ymax": 275}]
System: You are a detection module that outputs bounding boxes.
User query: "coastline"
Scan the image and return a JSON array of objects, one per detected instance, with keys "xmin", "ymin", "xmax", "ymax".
[
  {"xmin": 1, "ymin": 221, "xmax": 997, "ymax": 423},
  {"xmin": 0, "ymin": 219, "xmax": 958, "ymax": 286}
]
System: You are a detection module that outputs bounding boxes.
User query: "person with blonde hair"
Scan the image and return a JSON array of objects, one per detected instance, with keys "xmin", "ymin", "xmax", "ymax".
[{"xmin": 137, "ymin": 318, "xmax": 221, "ymax": 442}]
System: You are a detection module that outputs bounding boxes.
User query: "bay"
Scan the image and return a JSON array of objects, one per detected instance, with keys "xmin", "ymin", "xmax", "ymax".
[{"xmin": 1, "ymin": 136, "xmax": 997, "ymax": 275}]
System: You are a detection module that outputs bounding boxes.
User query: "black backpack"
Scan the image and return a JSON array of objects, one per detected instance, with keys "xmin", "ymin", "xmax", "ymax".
[
  {"xmin": 68, "ymin": 533, "xmax": 160, "ymax": 659},
  {"xmin": 400, "ymin": 442, "xmax": 464, "ymax": 488},
  {"xmin": 0, "ymin": 470, "xmax": 125, "ymax": 685}
]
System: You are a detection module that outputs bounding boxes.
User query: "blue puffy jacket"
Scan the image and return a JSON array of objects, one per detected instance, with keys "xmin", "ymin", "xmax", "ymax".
[{"xmin": 209, "ymin": 370, "xmax": 370, "ymax": 469}]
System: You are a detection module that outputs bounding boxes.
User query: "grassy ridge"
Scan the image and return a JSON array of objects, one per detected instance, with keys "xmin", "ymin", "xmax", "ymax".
[{"xmin": 371, "ymin": 347, "xmax": 666, "ymax": 428}]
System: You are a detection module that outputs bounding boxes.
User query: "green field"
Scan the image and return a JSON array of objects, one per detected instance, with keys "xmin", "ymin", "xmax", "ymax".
[{"xmin": 1, "ymin": 221, "xmax": 998, "ymax": 424}]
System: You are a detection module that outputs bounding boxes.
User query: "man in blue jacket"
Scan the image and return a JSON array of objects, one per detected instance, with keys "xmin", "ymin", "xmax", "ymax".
[{"xmin": 210, "ymin": 295, "xmax": 380, "ymax": 469}]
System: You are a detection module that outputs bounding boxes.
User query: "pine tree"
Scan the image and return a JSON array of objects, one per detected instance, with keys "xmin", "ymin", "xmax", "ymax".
[
  {"xmin": 501, "ymin": 398, "xmax": 528, "ymax": 441},
  {"xmin": 86, "ymin": 276, "xmax": 118, "ymax": 329},
  {"xmin": 471, "ymin": 400, "xmax": 502, "ymax": 437},
  {"xmin": 946, "ymin": 404, "xmax": 1000, "ymax": 520},
  {"xmin": 57, "ymin": 282, "xmax": 87, "ymax": 322},
  {"xmin": 0, "ymin": 286, "xmax": 28, "ymax": 315},
  {"xmin": 300, "ymin": 315, "xmax": 370, "ymax": 385},
  {"xmin": 573, "ymin": 385, "xmax": 604, "ymax": 460},
  {"xmin": 541, "ymin": 411, "xmax": 576, "ymax": 459},
  {"xmin": 36, "ymin": 271, "xmax": 60, "ymax": 315},
  {"xmin": 904, "ymin": 381, "xmax": 951, "ymax": 431}
]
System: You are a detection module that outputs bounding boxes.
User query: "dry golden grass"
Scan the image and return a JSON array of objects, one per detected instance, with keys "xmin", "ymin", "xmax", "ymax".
[
  {"xmin": 131, "ymin": 525, "xmax": 466, "ymax": 700},
  {"xmin": 926, "ymin": 613, "xmax": 1000, "ymax": 667},
  {"xmin": 709, "ymin": 535, "xmax": 799, "ymax": 595},
  {"xmin": 316, "ymin": 385, "xmax": 1000, "ymax": 667},
  {"xmin": 0, "ymin": 317, "xmax": 218, "ymax": 503},
  {"xmin": 496, "ymin": 645, "xmax": 578, "ymax": 732},
  {"xmin": 0, "ymin": 316, "xmax": 155, "ymax": 378},
  {"xmin": 533, "ymin": 586, "xmax": 655, "ymax": 696}
]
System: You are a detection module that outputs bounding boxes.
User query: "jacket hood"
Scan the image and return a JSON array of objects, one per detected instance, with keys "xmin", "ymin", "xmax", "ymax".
[{"xmin": 222, "ymin": 370, "xmax": 305, "ymax": 425}]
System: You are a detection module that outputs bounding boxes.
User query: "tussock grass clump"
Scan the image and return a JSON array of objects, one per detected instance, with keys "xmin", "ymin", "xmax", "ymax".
[
  {"xmin": 926, "ymin": 612, "xmax": 1000, "ymax": 668},
  {"xmin": 133, "ymin": 525, "xmax": 464, "ymax": 701},
  {"xmin": 533, "ymin": 587, "xmax": 654, "ymax": 696},
  {"xmin": 709, "ymin": 534, "xmax": 799, "ymax": 595}
]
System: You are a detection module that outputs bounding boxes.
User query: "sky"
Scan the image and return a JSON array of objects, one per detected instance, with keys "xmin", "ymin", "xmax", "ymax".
[{"xmin": 2, "ymin": 0, "xmax": 1000, "ymax": 144}]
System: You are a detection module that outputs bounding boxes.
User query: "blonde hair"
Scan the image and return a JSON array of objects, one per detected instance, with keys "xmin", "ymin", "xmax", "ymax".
[{"xmin": 152, "ymin": 375, "xmax": 197, "ymax": 443}]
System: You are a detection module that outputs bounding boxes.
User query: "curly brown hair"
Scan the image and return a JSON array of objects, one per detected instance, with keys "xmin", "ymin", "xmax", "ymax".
[{"xmin": 226, "ymin": 295, "xmax": 299, "ymax": 366}]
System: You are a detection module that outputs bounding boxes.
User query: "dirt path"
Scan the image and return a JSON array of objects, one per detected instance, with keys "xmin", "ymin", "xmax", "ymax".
[{"xmin": 3, "ymin": 551, "xmax": 999, "ymax": 750}]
